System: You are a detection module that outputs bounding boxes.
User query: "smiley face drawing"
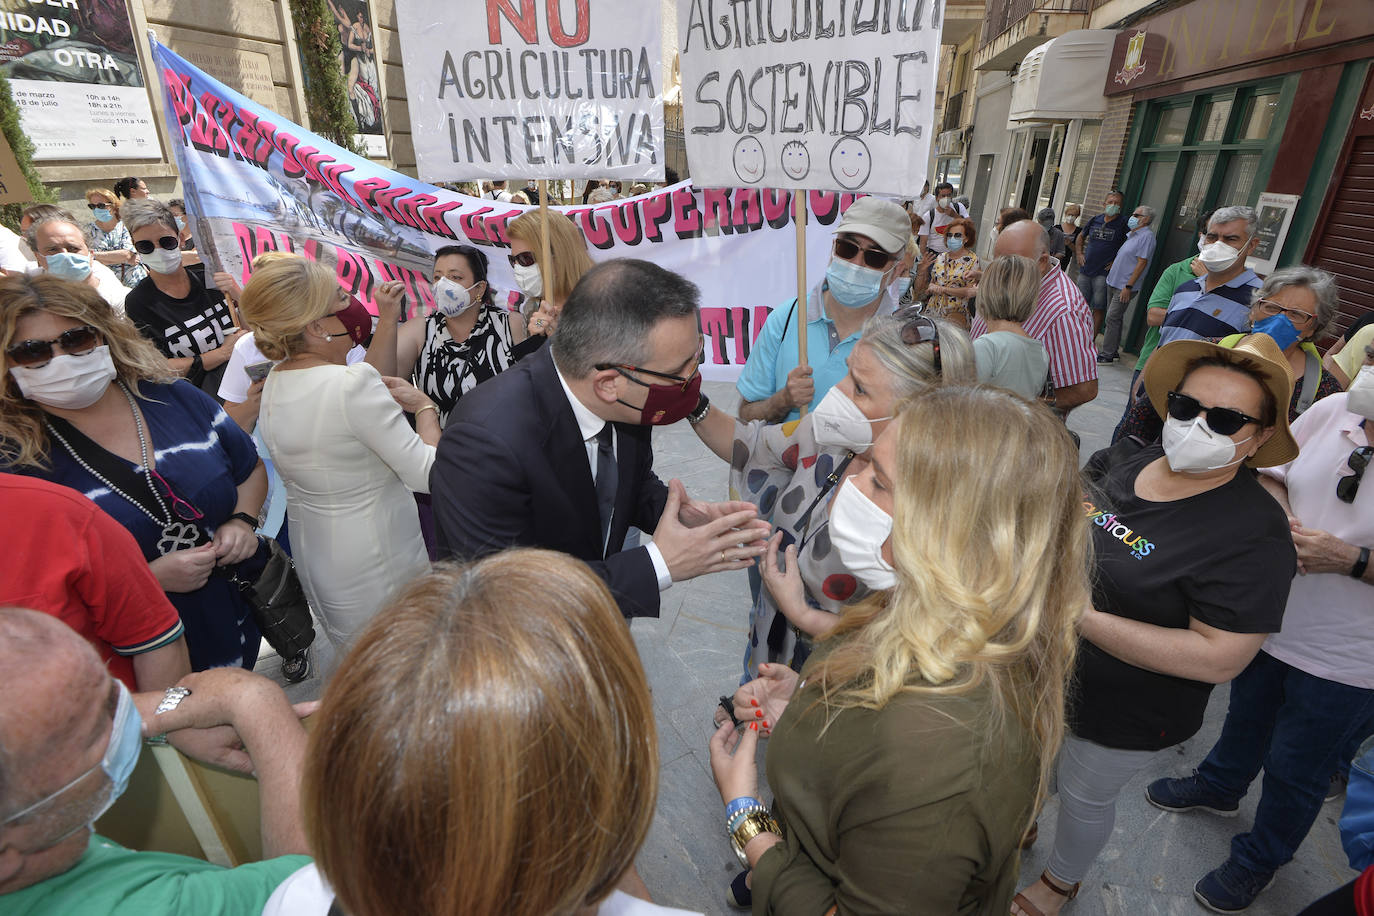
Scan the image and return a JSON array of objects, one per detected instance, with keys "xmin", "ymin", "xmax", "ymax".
[
  {"xmin": 829, "ymin": 137, "xmax": 872, "ymax": 190},
  {"xmin": 732, "ymin": 136, "xmax": 766, "ymax": 184},
  {"xmin": 780, "ymin": 140, "xmax": 810, "ymax": 181}
]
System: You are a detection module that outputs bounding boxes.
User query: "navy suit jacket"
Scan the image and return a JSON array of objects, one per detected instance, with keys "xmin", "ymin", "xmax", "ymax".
[{"xmin": 429, "ymin": 346, "xmax": 669, "ymax": 618}]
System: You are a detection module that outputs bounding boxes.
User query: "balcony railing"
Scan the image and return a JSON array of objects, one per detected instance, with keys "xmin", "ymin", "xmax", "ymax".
[
  {"xmin": 979, "ymin": 0, "xmax": 1090, "ymax": 49},
  {"xmin": 942, "ymin": 91, "xmax": 966, "ymax": 133}
]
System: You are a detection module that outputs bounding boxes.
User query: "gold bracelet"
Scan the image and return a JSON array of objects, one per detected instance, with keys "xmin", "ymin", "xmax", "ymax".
[
  {"xmin": 415, "ymin": 405, "xmax": 438, "ymax": 420},
  {"xmin": 730, "ymin": 811, "xmax": 782, "ymax": 867}
]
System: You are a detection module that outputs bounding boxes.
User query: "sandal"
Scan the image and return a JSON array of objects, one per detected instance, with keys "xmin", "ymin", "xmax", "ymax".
[{"xmin": 1011, "ymin": 871, "xmax": 1079, "ymax": 916}]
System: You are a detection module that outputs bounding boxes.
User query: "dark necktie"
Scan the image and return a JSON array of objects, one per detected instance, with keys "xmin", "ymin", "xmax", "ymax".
[{"xmin": 595, "ymin": 423, "xmax": 617, "ymax": 557}]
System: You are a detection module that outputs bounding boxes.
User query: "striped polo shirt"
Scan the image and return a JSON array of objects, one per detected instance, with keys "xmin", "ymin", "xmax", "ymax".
[{"xmin": 1158, "ymin": 269, "xmax": 1261, "ymax": 346}]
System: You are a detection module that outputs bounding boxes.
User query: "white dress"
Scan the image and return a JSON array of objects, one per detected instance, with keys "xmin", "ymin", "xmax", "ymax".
[{"xmin": 258, "ymin": 361, "xmax": 435, "ymax": 653}]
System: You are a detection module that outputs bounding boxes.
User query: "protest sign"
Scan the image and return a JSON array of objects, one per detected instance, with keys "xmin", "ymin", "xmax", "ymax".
[
  {"xmin": 392, "ymin": 0, "xmax": 664, "ymax": 182},
  {"xmin": 150, "ymin": 38, "xmax": 853, "ymax": 382},
  {"xmin": 678, "ymin": 0, "xmax": 942, "ymax": 197},
  {"xmin": 0, "ymin": 0, "xmax": 158, "ymax": 160}
]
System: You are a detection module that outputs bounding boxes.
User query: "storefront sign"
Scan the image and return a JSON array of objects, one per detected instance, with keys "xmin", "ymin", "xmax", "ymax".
[
  {"xmin": 393, "ymin": 0, "xmax": 664, "ymax": 182},
  {"xmin": 0, "ymin": 0, "xmax": 158, "ymax": 160},
  {"xmin": 1104, "ymin": 0, "xmax": 1367, "ymax": 96},
  {"xmin": 677, "ymin": 0, "xmax": 941, "ymax": 196},
  {"xmin": 1248, "ymin": 191, "xmax": 1299, "ymax": 275}
]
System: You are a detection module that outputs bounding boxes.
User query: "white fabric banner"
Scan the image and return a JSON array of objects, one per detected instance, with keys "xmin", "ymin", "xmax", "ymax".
[
  {"xmin": 152, "ymin": 39, "xmax": 854, "ymax": 384},
  {"xmin": 393, "ymin": 0, "xmax": 664, "ymax": 182},
  {"xmin": 677, "ymin": 0, "xmax": 943, "ymax": 197}
]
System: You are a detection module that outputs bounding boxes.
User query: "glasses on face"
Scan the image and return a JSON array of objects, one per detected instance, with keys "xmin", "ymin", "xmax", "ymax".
[
  {"xmin": 133, "ymin": 235, "xmax": 180, "ymax": 255},
  {"xmin": 86, "ymin": 202, "xmax": 112, "ymax": 211},
  {"xmin": 1166, "ymin": 390, "xmax": 1262, "ymax": 437},
  {"xmin": 893, "ymin": 307, "xmax": 942, "ymax": 375},
  {"xmin": 508, "ymin": 250, "xmax": 537, "ymax": 268},
  {"xmin": 1338, "ymin": 446, "xmax": 1373, "ymax": 504},
  {"xmin": 1255, "ymin": 298, "xmax": 1315, "ymax": 324},
  {"xmin": 596, "ymin": 362, "xmax": 700, "ymax": 391},
  {"xmin": 6, "ymin": 325, "xmax": 101, "ymax": 367},
  {"xmin": 833, "ymin": 238, "xmax": 894, "ymax": 270}
]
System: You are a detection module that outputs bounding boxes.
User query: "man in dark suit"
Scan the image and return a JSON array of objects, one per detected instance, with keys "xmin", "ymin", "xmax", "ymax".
[{"xmin": 431, "ymin": 259, "xmax": 769, "ymax": 618}]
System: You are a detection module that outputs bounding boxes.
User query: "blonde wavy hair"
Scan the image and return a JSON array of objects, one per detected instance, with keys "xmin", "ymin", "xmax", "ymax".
[
  {"xmin": 306, "ymin": 549, "xmax": 658, "ymax": 916},
  {"xmin": 507, "ymin": 210, "xmax": 594, "ymax": 305},
  {"xmin": 860, "ymin": 314, "xmax": 977, "ymax": 399},
  {"xmin": 85, "ymin": 187, "xmax": 119, "ymax": 218},
  {"xmin": 238, "ymin": 257, "xmax": 339, "ymax": 360},
  {"xmin": 811, "ymin": 386, "xmax": 1090, "ymax": 827},
  {"xmin": 0, "ymin": 275, "xmax": 174, "ymax": 468}
]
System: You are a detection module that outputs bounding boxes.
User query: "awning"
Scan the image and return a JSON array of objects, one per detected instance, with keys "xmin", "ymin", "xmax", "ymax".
[{"xmin": 1008, "ymin": 30, "xmax": 1116, "ymax": 124}]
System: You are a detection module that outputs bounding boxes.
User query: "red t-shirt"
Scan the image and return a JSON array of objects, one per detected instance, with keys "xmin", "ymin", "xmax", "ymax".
[{"xmin": 0, "ymin": 473, "xmax": 184, "ymax": 688}]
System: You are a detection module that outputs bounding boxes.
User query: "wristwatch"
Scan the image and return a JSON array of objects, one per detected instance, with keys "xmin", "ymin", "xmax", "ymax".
[{"xmin": 155, "ymin": 686, "xmax": 192, "ymax": 715}]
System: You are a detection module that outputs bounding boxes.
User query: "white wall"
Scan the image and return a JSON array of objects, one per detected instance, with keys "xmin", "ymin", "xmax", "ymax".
[{"xmin": 967, "ymin": 71, "xmax": 1013, "ymax": 258}]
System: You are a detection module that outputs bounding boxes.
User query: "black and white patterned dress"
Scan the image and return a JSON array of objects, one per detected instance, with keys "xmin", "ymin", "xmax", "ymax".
[{"xmin": 413, "ymin": 304, "xmax": 516, "ymax": 426}]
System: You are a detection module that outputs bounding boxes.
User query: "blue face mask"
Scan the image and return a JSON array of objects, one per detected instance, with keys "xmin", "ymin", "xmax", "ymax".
[
  {"xmin": 1127, "ymin": 216, "xmax": 1140, "ymax": 230},
  {"xmin": 1252, "ymin": 313, "xmax": 1301, "ymax": 351},
  {"xmin": 947, "ymin": 237, "xmax": 965, "ymax": 252},
  {"xmin": 175, "ymin": 217, "xmax": 186, "ymax": 232},
  {"xmin": 1, "ymin": 681, "xmax": 143, "ymax": 846},
  {"xmin": 91, "ymin": 207, "xmax": 112, "ymax": 222},
  {"xmin": 825, "ymin": 256, "xmax": 887, "ymax": 308},
  {"xmin": 45, "ymin": 251, "xmax": 92, "ymax": 282}
]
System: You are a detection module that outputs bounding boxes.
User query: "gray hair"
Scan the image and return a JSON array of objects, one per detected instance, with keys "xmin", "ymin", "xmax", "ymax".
[
  {"xmin": 1209, "ymin": 206, "xmax": 1258, "ymax": 237},
  {"xmin": 26, "ymin": 216, "xmax": 90, "ymax": 254},
  {"xmin": 859, "ymin": 314, "xmax": 977, "ymax": 400},
  {"xmin": 1134, "ymin": 205, "xmax": 1156, "ymax": 225},
  {"xmin": 1252, "ymin": 265, "xmax": 1341, "ymax": 338},
  {"xmin": 978, "ymin": 256, "xmax": 1040, "ymax": 324},
  {"xmin": 121, "ymin": 198, "xmax": 178, "ymax": 237},
  {"xmin": 552, "ymin": 259, "xmax": 700, "ymax": 377}
]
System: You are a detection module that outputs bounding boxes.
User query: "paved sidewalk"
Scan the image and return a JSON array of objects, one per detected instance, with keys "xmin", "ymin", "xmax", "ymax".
[{"xmin": 258, "ymin": 363, "xmax": 1357, "ymax": 916}]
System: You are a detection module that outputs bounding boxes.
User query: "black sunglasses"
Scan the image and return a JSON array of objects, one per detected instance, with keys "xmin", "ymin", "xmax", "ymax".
[
  {"xmin": 133, "ymin": 235, "xmax": 181, "ymax": 255},
  {"xmin": 86, "ymin": 202, "xmax": 112, "ymax": 211},
  {"xmin": 893, "ymin": 307, "xmax": 942, "ymax": 375},
  {"xmin": 6, "ymin": 325, "xmax": 101, "ymax": 367},
  {"xmin": 1338, "ymin": 446, "xmax": 1373, "ymax": 504},
  {"xmin": 1166, "ymin": 390, "xmax": 1262, "ymax": 437},
  {"xmin": 834, "ymin": 237, "xmax": 894, "ymax": 270},
  {"xmin": 508, "ymin": 251, "xmax": 537, "ymax": 268}
]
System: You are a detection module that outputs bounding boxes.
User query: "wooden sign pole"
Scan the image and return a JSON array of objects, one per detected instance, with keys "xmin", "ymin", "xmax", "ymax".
[
  {"xmin": 537, "ymin": 179, "xmax": 553, "ymax": 307},
  {"xmin": 794, "ymin": 190, "xmax": 808, "ymax": 416}
]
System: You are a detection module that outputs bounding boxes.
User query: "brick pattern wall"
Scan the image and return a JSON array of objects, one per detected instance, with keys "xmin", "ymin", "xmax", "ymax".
[{"xmin": 1080, "ymin": 94, "xmax": 1136, "ymax": 219}]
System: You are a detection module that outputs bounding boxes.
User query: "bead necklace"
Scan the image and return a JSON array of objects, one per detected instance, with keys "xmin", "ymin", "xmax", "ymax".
[{"xmin": 45, "ymin": 382, "xmax": 203, "ymax": 554}]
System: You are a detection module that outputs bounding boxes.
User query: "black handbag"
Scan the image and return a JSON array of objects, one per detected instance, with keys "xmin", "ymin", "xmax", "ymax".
[{"xmin": 226, "ymin": 537, "xmax": 316, "ymax": 659}]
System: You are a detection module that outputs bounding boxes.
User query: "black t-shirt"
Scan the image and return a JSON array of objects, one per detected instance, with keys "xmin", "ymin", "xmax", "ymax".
[
  {"xmin": 124, "ymin": 264, "xmax": 234, "ymax": 392},
  {"xmin": 1344, "ymin": 310, "xmax": 1374, "ymax": 344},
  {"xmin": 1070, "ymin": 441, "xmax": 1295, "ymax": 751}
]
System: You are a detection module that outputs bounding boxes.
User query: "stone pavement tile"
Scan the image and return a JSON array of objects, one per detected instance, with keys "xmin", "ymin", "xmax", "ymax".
[{"xmin": 637, "ymin": 753, "xmax": 741, "ymax": 916}]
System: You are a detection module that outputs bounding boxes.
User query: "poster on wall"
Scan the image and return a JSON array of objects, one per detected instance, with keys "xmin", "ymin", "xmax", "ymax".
[
  {"xmin": 0, "ymin": 0, "xmax": 158, "ymax": 160},
  {"xmin": 393, "ymin": 0, "xmax": 664, "ymax": 182},
  {"xmin": 152, "ymin": 38, "xmax": 851, "ymax": 382},
  {"xmin": 1248, "ymin": 192, "xmax": 1300, "ymax": 276},
  {"xmin": 677, "ymin": 0, "xmax": 943, "ymax": 196},
  {"xmin": 324, "ymin": 0, "xmax": 386, "ymax": 157}
]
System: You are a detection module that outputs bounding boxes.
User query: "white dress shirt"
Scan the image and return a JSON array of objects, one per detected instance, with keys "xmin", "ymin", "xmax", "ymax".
[{"xmin": 554, "ymin": 363, "xmax": 672, "ymax": 589}]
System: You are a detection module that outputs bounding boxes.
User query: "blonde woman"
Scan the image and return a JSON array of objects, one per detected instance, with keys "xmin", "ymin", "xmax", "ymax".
[
  {"xmin": 240, "ymin": 258, "xmax": 438, "ymax": 658},
  {"xmin": 0, "ymin": 274, "xmax": 268, "ymax": 671},
  {"xmin": 972, "ymin": 255, "xmax": 1050, "ymax": 400},
  {"xmin": 506, "ymin": 209, "xmax": 595, "ymax": 360},
  {"xmin": 263, "ymin": 550, "xmax": 701, "ymax": 916},
  {"xmin": 84, "ymin": 187, "xmax": 146, "ymax": 288},
  {"xmin": 709, "ymin": 386, "xmax": 1088, "ymax": 913}
]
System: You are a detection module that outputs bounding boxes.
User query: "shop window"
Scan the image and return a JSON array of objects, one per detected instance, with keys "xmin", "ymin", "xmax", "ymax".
[
  {"xmin": 1064, "ymin": 121, "xmax": 1100, "ymax": 206},
  {"xmin": 1238, "ymin": 92, "xmax": 1280, "ymax": 141},
  {"xmin": 1218, "ymin": 152, "xmax": 1262, "ymax": 206},
  {"xmin": 1154, "ymin": 106, "xmax": 1190, "ymax": 145},
  {"xmin": 1198, "ymin": 99, "xmax": 1233, "ymax": 142}
]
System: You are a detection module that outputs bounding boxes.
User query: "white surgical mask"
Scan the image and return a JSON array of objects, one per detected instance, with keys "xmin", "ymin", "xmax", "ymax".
[
  {"xmin": 9, "ymin": 345, "xmax": 116, "ymax": 410},
  {"xmin": 1198, "ymin": 238, "xmax": 1247, "ymax": 274},
  {"xmin": 1161, "ymin": 414, "xmax": 1252, "ymax": 473},
  {"xmin": 140, "ymin": 246, "xmax": 182, "ymax": 275},
  {"xmin": 887, "ymin": 276, "xmax": 911, "ymax": 309},
  {"xmin": 1346, "ymin": 365, "xmax": 1374, "ymax": 420},
  {"xmin": 811, "ymin": 387, "xmax": 891, "ymax": 452},
  {"xmin": 513, "ymin": 262, "xmax": 543, "ymax": 300},
  {"xmin": 433, "ymin": 277, "xmax": 479, "ymax": 317},
  {"xmin": 828, "ymin": 478, "xmax": 896, "ymax": 590}
]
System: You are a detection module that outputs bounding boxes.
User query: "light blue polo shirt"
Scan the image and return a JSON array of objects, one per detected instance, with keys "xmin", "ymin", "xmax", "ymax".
[
  {"xmin": 736, "ymin": 283, "xmax": 859, "ymax": 422},
  {"xmin": 1106, "ymin": 226, "xmax": 1157, "ymax": 290}
]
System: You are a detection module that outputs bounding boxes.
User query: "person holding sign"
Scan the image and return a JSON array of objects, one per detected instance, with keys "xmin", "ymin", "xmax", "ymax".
[
  {"xmin": 737, "ymin": 197, "xmax": 913, "ymax": 423},
  {"xmin": 507, "ymin": 211, "xmax": 595, "ymax": 362},
  {"xmin": 430, "ymin": 259, "xmax": 771, "ymax": 620}
]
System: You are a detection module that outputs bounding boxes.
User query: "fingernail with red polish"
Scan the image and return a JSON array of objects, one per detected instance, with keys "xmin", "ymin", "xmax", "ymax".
[
  {"xmin": 755, "ymin": 709, "xmax": 763, "ymax": 717},
  {"xmin": 750, "ymin": 722, "xmax": 758, "ymax": 731},
  {"xmin": 750, "ymin": 699, "xmax": 759, "ymax": 707}
]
